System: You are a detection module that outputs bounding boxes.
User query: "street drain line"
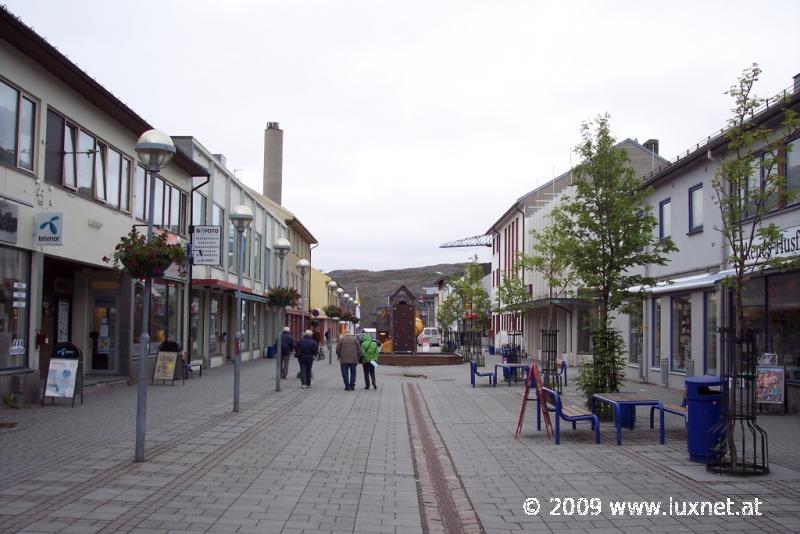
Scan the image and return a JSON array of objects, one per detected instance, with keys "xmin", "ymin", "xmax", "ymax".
[{"xmin": 404, "ymin": 383, "xmax": 484, "ymax": 534}]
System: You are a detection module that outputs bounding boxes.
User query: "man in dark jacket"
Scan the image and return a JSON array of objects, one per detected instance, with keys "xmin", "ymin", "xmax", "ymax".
[
  {"xmin": 279, "ymin": 327, "xmax": 295, "ymax": 379},
  {"xmin": 336, "ymin": 333, "xmax": 363, "ymax": 391},
  {"xmin": 296, "ymin": 330, "xmax": 319, "ymax": 388}
]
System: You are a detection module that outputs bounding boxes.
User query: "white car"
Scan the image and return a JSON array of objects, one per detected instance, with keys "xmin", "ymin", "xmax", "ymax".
[{"xmin": 418, "ymin": 327, "xmax": 441, "ymax": 346}]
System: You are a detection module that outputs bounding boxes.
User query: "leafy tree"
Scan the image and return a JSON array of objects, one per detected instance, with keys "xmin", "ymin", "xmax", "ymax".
[
  {"xmin": 436, "ymin": 294, "xmax": 460, "ymax": 336},
  {"xmin": 553, "ymin": 114, "xmax": 677, "ymax": 405},
  {"xmin": 711, "ymin": 63, "xmax": 799, "ymax": 345},
  {"xmin": 710, "ymin": 64, "xmax": 799, "ymax": 470},
  {"xmin": 445, "ymin": 258, "xmax": 491, "ymax": 363},
  {"xmin": 494, "ymin": 269, "xmax": 529, "ymax": 314}
]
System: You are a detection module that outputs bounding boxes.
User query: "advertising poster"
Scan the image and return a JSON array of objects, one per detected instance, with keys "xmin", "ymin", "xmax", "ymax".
[
  {"xmin": 756, "ymin": 366, "xmax": 785, "ymax": 404},
  {"xmin": 153, "ymin": 351, "xmax": 178, "ymax": 381},
  {"xmin": 45, "ymin": 358, "xmax": 79, "ymax": 398}
]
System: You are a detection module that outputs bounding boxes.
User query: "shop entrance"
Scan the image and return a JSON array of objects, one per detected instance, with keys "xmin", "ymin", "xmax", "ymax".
[{"xmin": 90, "ymin": 296, "xmax": 118, "ymax": 373}]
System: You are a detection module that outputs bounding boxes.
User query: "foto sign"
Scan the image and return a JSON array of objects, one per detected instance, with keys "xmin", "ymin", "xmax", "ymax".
[
  {"xmin": 35, "ymin": 212, "xmax": 64, "ymax": 246},
  {"xmin": 191, "ymin": 225, "xmax": 221, "ymax": 266}
]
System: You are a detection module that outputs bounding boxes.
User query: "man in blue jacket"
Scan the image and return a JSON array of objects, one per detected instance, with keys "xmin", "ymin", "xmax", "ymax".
[{"xmin": 279, "ymin": 327, "xmax": 295, "ymax": 379}]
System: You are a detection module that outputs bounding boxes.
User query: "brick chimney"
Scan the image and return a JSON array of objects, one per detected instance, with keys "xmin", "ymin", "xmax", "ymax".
[{"xmin": 263, "ymin": 122, "xmax": 283, "ymax": 204}]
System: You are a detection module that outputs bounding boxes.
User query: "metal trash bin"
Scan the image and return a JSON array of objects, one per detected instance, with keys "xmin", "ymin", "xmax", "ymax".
[
  {"xmin": 488, "ymin": 345, "xmax": 495, "ymax": 355},
  {"xmin": 266, "ymin": 345, "xmax": 276, "ymax": 359},
  {"xmin": 686, "ymin": 375, "xmax": 723, "ymax": 462}
]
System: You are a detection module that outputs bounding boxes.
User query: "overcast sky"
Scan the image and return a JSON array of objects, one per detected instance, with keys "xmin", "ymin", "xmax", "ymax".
[{"xmin": 7, "ymin": 0, "xmax": 799, "ymax": 271}]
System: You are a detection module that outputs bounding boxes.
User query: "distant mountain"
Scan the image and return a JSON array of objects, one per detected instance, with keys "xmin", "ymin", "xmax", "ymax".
[{"xmin": 327, "ymin": 263, "xmax": 471, "ymax": 328}]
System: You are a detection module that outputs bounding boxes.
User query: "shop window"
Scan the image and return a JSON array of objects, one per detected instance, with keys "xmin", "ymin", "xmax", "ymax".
[
  {"xmin": 189, "ymin": 291, "xmax": 203, "ymax": 355},
  {"xmin": 133, "ymin": 280, "xmax": 183, "ymax": 355},
  {"xmin": 0, "ymin": 246, "xmax": 30, "ymax": 369},
  {"xmin": 0, "ymin": 79, "xmax": 36, "ymax": 171},
  {"xmin": 652, "ymin": 297, "xmax": 661, "ymax": 368},
  {"xmin": 705, "ymin": 291, "xmax": 718, "ymax": 375},
  {"xmin": 242, "ymin": 230, "xmax": 250, "ymax": 278},
  {"xmin": 251, "ymin": 301, "xmax": 259, "ymax": 349},
  {"xmin": 671, "ymin": 294, "xmax": 691, "ymax": 373},
  {"xmin": 768, "ymin": 274, "xmax": 799, "ymax": 367},
  {"xmin": 659, "ymin": 199, "xmax": 671, "ymax": 240},
  {"xmin": 742, "ymin": 278, "xmax": 766, "ymax": 353},
  {"xmin": 241, "ymin": 301, "xmax": 249, "ymax": 350},
  {"xmin": 689, "ymin": 184, "xmax": 703, "ymax": 233},
  {"xmin": 628, "ymin": 302, "xmax": 643, "ymax": 365}
]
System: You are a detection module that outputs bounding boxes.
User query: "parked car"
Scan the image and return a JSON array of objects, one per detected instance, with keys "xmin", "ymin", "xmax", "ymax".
[{"xmin": 417, "ymin": 327, "xmax": 441, "ymax": 346}]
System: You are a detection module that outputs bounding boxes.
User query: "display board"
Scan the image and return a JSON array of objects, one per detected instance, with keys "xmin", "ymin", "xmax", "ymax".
[
  {"xmin": 756, "ymin": 366, "xmax": 785, "ymax": 404},
  {"xmin": 153, "ymin": 351, "xmax": 179, "ymax": 383},
  {"xmin": 44, "ymin": 358, "xmax": 78, "ymax": 398}
]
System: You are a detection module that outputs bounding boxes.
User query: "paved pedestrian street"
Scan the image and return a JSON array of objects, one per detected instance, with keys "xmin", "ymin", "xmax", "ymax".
[{"xmin": 1, "ymin": 355, "xmax": 799, "ymax": 534}]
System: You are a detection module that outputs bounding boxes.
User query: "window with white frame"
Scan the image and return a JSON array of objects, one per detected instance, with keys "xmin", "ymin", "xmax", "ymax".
[
  {"xmin": 689, "ymin": 184, "xmax": 703, "ymax": 233},
  {"xmin": 659, "ymin": 199, "xmax": 671, "ymax": 240},
  {"xmin": 0, "ymin": 79, "xmax": 36, "ymax": 172},
  {"xmin": 45, "ymin": 109, "xmax": 133, "ymax": 211}
]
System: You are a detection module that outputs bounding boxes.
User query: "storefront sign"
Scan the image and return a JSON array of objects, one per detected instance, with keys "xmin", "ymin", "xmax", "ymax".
[
  {"xmin": 756, "ymin": 366, "xmax": 785, "ymax": 404},
  {"xmin": 153, "ymin": 351, "xmax": 178, "ymax": 381},
  {"xmin": 35, "ymin": 212, "xmax": 64, "ymax": 246},
  {"xmin": 44, "ymin": 358, "xmax": 79, "ymax": 398},
  {"xmin": 191, "ymin": 225, "xmax": 222, "ymax": 266},
  {"xmin": 0, "ymin": 201, "xmax": 18, "ymax": 244},
  {"xmin": 744, "ymin": 224, "xmax": 800, "ymax": 264}
]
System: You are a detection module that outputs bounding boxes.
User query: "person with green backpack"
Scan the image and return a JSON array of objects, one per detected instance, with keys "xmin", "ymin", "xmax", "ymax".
[{"xmin": 360, "ymin": 333, "xmax": 380, "ymax": 390}]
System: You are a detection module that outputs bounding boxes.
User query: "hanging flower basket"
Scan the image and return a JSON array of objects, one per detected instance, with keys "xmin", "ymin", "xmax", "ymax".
[
  {"xmin": 103, "ymin": 228, "xmax": 187, "ymax": 279},
  {"xmin": 323, "ymin": 304, "xmax": 341, "ymax": 318},
  {"xmin": 267, "ymin": 286, "xmax": 300, "ymax": 308}
]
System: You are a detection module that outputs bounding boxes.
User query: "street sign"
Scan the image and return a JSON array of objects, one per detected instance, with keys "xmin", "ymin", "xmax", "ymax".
[{"xmin": 191, "ymin": 225, "xmax": 221, "ymax": 266}]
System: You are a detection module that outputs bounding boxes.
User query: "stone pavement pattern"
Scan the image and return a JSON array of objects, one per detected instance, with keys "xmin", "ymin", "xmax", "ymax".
[{"xmin": 0, "ymin": 354, "xmax": 798, "ymax": 533}]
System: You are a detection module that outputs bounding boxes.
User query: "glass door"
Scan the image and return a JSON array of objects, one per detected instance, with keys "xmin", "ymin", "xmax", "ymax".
[{"xmin": 91, "ymin": 297, "xmax": 117, "ymax": 372}]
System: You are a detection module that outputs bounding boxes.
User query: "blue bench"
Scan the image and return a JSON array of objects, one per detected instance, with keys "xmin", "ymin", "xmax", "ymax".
[
  {"xmin": 536, "ymin": 387, "xmax": 600, "ymax": 444},
  {"xmin": 650, "ymin": 401, "xmax": 686, "ymax": 427},
  {"xmin": 470, "ymin": 360, "xmax": 495, "ymax": 387}
]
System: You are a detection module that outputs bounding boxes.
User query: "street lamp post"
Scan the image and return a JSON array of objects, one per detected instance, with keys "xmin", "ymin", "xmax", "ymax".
[
  {"xmin": 327, "ymin": 280, "xmax": 337, "ymax": 363},
  {"xmin": 296, "ymin": 259, "xmax": 310, "ymax": 339},
  {"xmin": 230, "ymin": 205, "xmax": 253, "ymax": 413},
  {"xmin": 273, "ymin": 237, "xmax": 291, "ymax": 392},
  {"xmin": 336, "ymin": 287, "xmax": 344, "ymax": 337},
  {"xmin": 133, "ymin": 129, "xmax": 176, "ymax": 463}
]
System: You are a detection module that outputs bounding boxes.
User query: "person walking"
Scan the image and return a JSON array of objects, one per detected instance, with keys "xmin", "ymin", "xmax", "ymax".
[
  {"xmin": 279, "ymin": 326, "xmax": 295, "ymax": 379},
  {"xmin": 336, "ymin": 333, "xmax": 362, "ymax": 391},
  {"xmin": 296, "ymin": 329, "xmax": 318, "ymax": 389},
  {"xmin": 360, "ymin": 334, "xmax": 380, "ymax": 389}
]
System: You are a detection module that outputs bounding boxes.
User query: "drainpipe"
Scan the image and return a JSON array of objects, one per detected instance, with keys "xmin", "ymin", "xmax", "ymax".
[
  {"xmin": 309, "ymin": 242, "xmax": 318, "ymax": 330},
  {"xmin": 186, "ymin": 172, "xmax": 211, "ymax": 366},
  {"xmin": 514, "ymin": 204, "xmax": 526, "ymax": 351}
]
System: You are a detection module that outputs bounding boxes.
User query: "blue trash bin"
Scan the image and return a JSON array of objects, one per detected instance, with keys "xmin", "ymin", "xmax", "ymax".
[
  {"xmin": 266, "ymin": 345, "xmax": 276, "ymax": 359},
  {"xmin": 488, "ymin": 345, "xmax": 495, "ymax": 355},
  {"xmin": 686, "ymin": 375, "xmax": 723, "ymax": 462}
]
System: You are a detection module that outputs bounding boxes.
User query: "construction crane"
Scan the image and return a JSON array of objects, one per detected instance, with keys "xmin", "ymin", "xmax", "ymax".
[{"xmin": 439, "ymin": 234, "xmax": 492, "ymax": 248}]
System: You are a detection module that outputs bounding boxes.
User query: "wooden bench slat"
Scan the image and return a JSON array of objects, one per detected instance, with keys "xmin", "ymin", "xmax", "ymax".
[
  {"xmin": 561, "ymin": 404, "xmax": 592, "ymax": 418},
  {"xmin": 663, "ymin": 403, "xmax": 687, "ymax": 414}
]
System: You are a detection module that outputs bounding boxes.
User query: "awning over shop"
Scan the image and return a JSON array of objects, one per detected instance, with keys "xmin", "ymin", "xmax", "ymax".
[
  {"xmin": 630, "ymin": 272, "xmax": 720, "ymax": 295},
  {"xmin": 523, "ymin": 297, "xmax": 595, "ymax": 309},
  {"xmin": 192, "ymin": 278, "xmax": 268, "ymax": 303}
]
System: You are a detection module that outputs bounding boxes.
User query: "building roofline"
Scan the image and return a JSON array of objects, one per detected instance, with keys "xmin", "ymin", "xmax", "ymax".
[
  {"xmin": 0, "ymin": 7, "xmax": 207, "ymax": 177},
  {"xmin": 640, "ymin": 88, "xmax": 800, "ymax": 188}
]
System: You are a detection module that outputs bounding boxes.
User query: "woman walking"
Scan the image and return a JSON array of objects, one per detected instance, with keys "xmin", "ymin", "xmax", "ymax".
[
  {"xmin": 360, "ymin": 334, "xmax": 380, "ymax": 389},
  {"xmin": 296, "ymin": 330, "xmax": 318, "ymax": 389}
]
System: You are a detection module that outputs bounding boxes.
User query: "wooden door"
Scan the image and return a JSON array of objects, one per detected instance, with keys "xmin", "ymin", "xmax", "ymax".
[{"xmin": 392, "ymin": 303, "xmax": 415, "ymax": 353}]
